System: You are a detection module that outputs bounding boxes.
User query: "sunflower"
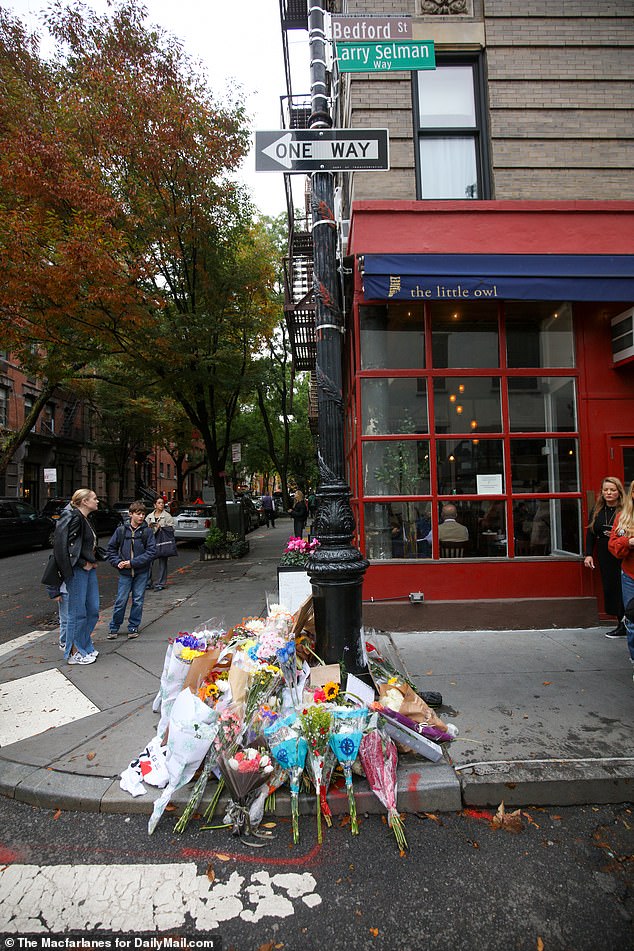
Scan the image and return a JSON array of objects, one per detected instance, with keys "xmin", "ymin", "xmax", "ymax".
[{"xmin": 324, "ymin": 681, "xmax": 339, "ymax": 701}]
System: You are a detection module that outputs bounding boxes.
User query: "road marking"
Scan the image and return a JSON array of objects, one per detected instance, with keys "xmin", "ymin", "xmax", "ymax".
[
  {"xmin": 0, "ymin": 669, "xmax": 100, "ymax": 746},
  {"xmin": 0, "ymin": 863, "xmax": 322, "ymax": 932},
  {"xmin": 0, "ymin": 629, "xmax": 53, "ymax": 659}
]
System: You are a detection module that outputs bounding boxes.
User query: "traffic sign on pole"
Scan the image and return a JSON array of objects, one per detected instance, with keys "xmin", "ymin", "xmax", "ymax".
[
  {"xmin": 335, "ymin": 39, "xmax": 435, "ymax": 73},
  {"xmin": 255, "ymin": 129, "xmax": 389, "ymax": 173}
]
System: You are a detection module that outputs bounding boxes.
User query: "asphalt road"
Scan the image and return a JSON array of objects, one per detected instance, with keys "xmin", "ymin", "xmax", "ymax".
[
  {"xmin": 0, "ymin": 543, "xmax": 200, "ymax": 645},
  {"xmin": 0, "ymin": 796, "xmax": 632, "ymax": 950}
]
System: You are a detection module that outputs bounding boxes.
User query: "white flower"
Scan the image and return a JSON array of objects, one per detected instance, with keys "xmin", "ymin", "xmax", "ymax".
[{"xmin": 228, "ymin": 758, "xmax": 239, "ymax": 771}]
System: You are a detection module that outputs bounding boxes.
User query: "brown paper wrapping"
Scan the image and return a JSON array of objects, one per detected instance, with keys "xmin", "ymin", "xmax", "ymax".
[
  {"xmin": 378, "ymin": 682, "xmax": 448, "ymax": 731},
  {"xmin": 183, "ymin": 647, "xmax": 222, "ymax": 694}
]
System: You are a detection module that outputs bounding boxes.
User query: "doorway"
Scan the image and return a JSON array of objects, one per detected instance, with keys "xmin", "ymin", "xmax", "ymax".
[{"xmin": 608, "ymin": 437, "xmax": 634, "ymax": 488}]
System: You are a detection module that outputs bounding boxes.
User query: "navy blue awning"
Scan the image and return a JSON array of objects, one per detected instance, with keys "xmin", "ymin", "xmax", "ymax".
[{"xmin": 362, "ymin": 254, "xmax": 634, "ymax": 302}]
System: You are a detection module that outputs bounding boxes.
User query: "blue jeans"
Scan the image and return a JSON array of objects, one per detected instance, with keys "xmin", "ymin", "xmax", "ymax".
[
  {"xmin": 621, "ymin": 571, "xmax": 634, "ymax": 661},
  {"xmin": 64, "ymin": 567, "xmax": 99, "ymax": 660},
  {"xmin": 110, "ymin": 571, "xmax": 149, "ymax": 632},
  {"xmin": 58, "ymin": 592, "xmax": 69, "ymax": 649}
]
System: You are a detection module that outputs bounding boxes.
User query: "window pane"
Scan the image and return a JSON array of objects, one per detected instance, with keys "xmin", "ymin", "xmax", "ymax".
[
  {"xmin": 506, "ymin": 302, "xmax": 574, "ymax": 368},
  {"xmin": 418, "ymin": 66, "xmax": 476, "ymax": 128},
  {"xmin": 510, "ymin": 438, "xmax": 579, "ymax": 492},
  {"xmin": 420, "ymin": 137, "xmax": 478, "ymax": 199},
  {"xmin": 362, "ymin": 378, "xmax": 428, "ymax": 435},
  {"xmin": 512, "ymin": 499, "xmax": 581, "ymax": 556},
  {"xmin": 431, "ymin": 301, "xmax": 499, "ymax": 368},
  {"xmin": 508, "ymin": 377, "xmax": 577, "ymax": 432},
  {"xmin": 436, "ymin": 500, "xmax": 507, "ymax": 559},
  {"xmin": 364, "ymin": 501, "xmax": 432, "ymax": 560},
  {"xmin": 360, "ymin": 303, "xmax": 425, "ymax": 370},
  {"xmin": 436, "ymin": 438, "xmax": 504, "ymax": 494},
  {"xmin": 363, "ymin": 440, "xmax": 431, "ymax": 496},
  {"xmin": 434, "ymin": 378, "xmax": 501, "ymax": 433}
]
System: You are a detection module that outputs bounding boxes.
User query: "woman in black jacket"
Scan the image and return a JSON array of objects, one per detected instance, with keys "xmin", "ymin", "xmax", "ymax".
[
  {"xmin": 53, "ymin": 488, "xmax": 101, "ymax": 665},
  {"xmin": 584, "ymin": 476, "xmax": 625, "ymax": 638},
  {"xmin": 289, "ymin": 490, "xmax": 309, "ymax": 539}
]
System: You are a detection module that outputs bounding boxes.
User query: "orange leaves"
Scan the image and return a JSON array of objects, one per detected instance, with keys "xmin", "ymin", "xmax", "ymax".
[{"xmin": 490, "ymin": 801, "xmax": 523, "ymax": 833}]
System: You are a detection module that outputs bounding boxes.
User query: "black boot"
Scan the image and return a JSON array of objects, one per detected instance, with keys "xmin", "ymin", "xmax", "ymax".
[{"xmin": 605, "ymin": 620, "xmax": 627, "ymax": 638}]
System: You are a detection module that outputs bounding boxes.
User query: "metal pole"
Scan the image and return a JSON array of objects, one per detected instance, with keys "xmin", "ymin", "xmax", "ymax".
[{"xmin": 307, "ymin": 0, "xmax": 369, "ymax": 675}]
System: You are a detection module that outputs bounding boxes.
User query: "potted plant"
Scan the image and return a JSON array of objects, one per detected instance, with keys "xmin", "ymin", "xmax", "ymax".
[{"xmin": 277, "ymin": 536, "xmax": 319, "ymax": 611}]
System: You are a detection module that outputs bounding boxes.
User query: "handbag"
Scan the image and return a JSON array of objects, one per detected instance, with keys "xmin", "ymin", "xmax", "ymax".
[
  {"xmin": 154, "ymin": 526, "xmax": 178, "ymax": 558},
  {"xmin": 95, "ymin": 545, "xmax": 108, "ymax": 561},
  {"xmin": 41, "ymin": 554, "xmax": 63, "ymax": 587}
]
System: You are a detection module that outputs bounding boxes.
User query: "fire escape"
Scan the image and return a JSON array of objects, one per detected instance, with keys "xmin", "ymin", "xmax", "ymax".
[{"xmin": 279, "ymin": 0, "xmax": 319, "ymax": 432}]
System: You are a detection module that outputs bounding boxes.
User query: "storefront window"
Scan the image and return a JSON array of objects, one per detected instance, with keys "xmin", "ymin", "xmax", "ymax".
[
  {"xmin": 361, "ymin": 378, "xmax": 428, "ymax": 435},
  {"xmin": 434, "ymin": 377, "xmax": 501, "ymax": 433},
  {"xmin": 512, "ymin": 498, "xmax": 581, "ymax": 556},
  {"xmin": 510, "ymin": 438, "xmax": 579, "ymax": 493},
  {"xmin": 363, "ymin": 440, "xmax": 430, "ymax": 496},
  {"xmin": 436, "ymin": 438, "xmax": 504, "ymax": 495},
  {"xmin": 360, "ymin": 303, "xmax": 425, "ymax": 370},
  {"xmin": 506, "ymin": 302, "xmax": 574, "ymax": 368},
  {"xmin": 437, "ymin": 500, "xmax": 507, "ymax": 559},
  {"xmin": 364, "ymin": 501, "xmax": 432, "ymax": 560},
  {"xmin": 508, "ymin": 377, "xmax": 577, "ymax": 432},
  {"xmin": 431, "ymin": 301, "xmax": 499, "ymax": 368}
]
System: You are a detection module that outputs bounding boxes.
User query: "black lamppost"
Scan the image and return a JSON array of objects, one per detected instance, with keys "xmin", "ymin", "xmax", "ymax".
[{"xmin": 306, "ymin": 0, "xmax": 369, "ymax": 675}]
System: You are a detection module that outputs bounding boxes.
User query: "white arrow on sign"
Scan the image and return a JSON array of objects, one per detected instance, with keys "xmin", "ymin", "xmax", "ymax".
[{"xmin": 262, "ymin": 132, "xmax": 380, "ymax": 169}]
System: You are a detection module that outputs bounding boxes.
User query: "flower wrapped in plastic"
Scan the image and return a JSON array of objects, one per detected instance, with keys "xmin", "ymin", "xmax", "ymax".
[
  {"xmin": 243, "ymin": 665, "xmax": 283, "ymax": 742},
  {"xmin": 328, "ymin": 706, "xmax": 369, "ymax": 835},
  {"xmin": 359, "ymin": 727, "xmax": 407, "ymax": 851},
  {"xmin": 201, "ymin": 701, "xmax": 245, "ymax": 823},
  {"xmin": 156, "ymin": 633, "xmax": 206, "ymax": 740},
  {"xmin": 300, "ymin": 704, "xmax": 334, "ymax": 843},
  {"xmin": 247, "ymin": 760, "xmax": 287, "ymax": 833},
  {"xmin": 276, "ymin": 637, "xmax": 301, "ymax": 709},
  {"xmin": 148, "ymin": 688, "xmax": 219, "ymax": 834},
  {"xmin": 215, "ymin": 748, "xmax": 275, "ymax": 844},
  {"xmin": 264, "ymin": 713, "xmax": 308, "ymax": 844}
]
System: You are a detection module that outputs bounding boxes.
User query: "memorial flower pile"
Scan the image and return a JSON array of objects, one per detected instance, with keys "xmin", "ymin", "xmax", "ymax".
[{"xmin": 123, "ymin": 604, "xmax": 459, "ymax": 848}]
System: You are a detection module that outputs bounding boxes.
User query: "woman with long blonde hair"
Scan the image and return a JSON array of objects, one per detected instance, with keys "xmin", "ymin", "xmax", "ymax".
[
  {"xmin": 608, "ymin": 480, "xmax": 634, "ymax": 673},
  {"xmin": 584, "ymin": 477, "xmax": 625, "ymax": 637}
]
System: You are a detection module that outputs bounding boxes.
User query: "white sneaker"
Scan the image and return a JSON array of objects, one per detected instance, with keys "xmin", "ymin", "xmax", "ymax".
[
  {"xmin": 88, "ymin": 650, "xmax": 99, "ymax": 659},
  {"xmin": 68, "ymin": 653, "xmax": 96, "ymax": 665}
]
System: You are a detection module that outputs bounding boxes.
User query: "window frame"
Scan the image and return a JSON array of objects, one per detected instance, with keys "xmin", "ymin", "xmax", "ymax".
[{"xmin": 412, "ymin": 52, "xmax": 491, "ymax": 201}]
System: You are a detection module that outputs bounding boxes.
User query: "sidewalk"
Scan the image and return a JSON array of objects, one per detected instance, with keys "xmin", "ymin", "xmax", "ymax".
[{"xmin": 0, "ymin": 520, "xmax": 632, "ymax": 818}]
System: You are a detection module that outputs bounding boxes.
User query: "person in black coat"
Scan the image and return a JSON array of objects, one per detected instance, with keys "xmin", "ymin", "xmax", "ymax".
[
  {"xmin": 289, "ymin": 490, "xmax": 309, "ymax": 539},
  {"xmin": 584, "ymin": 476, "xmax": 625, "ymax": 637}
]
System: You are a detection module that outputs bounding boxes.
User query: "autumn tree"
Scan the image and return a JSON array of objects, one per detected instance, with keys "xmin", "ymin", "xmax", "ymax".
[{"xmin": 0, "ymin": 2, "xmax": 277, "ymax": 529}]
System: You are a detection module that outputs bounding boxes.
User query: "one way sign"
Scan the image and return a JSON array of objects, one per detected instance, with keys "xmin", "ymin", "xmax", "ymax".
[{"xmin": 255, "ymin": 129, "xmax": 389, "ymax": 172}]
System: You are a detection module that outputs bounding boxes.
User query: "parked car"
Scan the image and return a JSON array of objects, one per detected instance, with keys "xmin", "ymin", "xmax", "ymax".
[
  {"xmin": 238, "ymin": 495, "xmax": 265, "ymax": 531},
  {"xmin": 173, "ymin": 503, "xmax": 216, "ymax": 542},
  {"xmin": 40, "ymin": 497, "xmax": 124, "ymax": 537},
  {"xmin": 112, "ymin": 501, "xmax": 135, "ymax": 518},
  {"xmin": 0, "ymin": 498, "xmax": 55, "ymax": 554}
]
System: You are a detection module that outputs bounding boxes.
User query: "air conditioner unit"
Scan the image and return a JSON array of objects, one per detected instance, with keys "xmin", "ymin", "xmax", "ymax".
[{"xmin": 611, "ymin": 307, "xmax": 634, "ymax": 365}]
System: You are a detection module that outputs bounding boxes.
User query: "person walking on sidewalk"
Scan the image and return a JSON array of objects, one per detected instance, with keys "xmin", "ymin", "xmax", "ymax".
[
  {"xmin": 289, "ymin": 489, "xmax": 309, "ymax": 539},
  {"xmin": 261, "ymin": 491, "xmax": 276, "ymax": 528},
  {"xmin": 146, "ymin": 496, "xmax": 174, "ymax": 590},
  {"xmin": 52, "ymin": 488, "xmax": 101, "ymax": 666},
  {"xmin": 106, "ymin": 501, "xmax": 156, "ymax": 640},
  {"xmin": 608, "ymin": 480, "xmax": 634, "ymax": 676},
  {"xmin": 584, "ymin": 476, "xmax": 626, "ymax": 638}
]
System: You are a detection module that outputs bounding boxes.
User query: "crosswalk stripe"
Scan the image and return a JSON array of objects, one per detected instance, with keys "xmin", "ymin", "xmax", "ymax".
[{"xmin": 0, "ymin": 629, "xmax": 54, "ymax": 659}]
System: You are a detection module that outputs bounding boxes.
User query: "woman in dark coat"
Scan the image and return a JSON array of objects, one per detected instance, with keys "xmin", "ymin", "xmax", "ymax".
[{"xmin": 584, "ymin": 476, "xmax": 625, "ymax": 637}]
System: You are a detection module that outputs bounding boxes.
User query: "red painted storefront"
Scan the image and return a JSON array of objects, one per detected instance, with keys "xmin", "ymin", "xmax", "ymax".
[{"xmin": 345, "ymin": 201, "xmax": 634, "ymax": 626}]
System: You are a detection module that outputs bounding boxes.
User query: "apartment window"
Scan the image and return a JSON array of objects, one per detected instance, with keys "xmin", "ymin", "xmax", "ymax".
[
  {"xmin": 414, "ymin": 57, "xmax": 490, "ymax": 200},
  {"xmin": 0, "ymin": 387, "xmax": 8, "ymax": 427}
]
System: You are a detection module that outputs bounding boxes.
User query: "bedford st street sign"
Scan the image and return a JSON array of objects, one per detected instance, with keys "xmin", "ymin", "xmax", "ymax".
[{"xmin": 255, "ymin": 129, "xmax": 390, "ymax": 172}]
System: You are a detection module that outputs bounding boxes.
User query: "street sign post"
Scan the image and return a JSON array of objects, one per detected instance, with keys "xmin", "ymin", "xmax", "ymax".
[
  {"xmin": 255, "ymin": 129, "xmax": 389, "ymax": 172},
  {"xmin": 331, "ymin": 15, "xmax": 412, "ymax": 41},
  {"xmin": 335, "ymin": 39, "xmax": 435, "ymax": 73}
]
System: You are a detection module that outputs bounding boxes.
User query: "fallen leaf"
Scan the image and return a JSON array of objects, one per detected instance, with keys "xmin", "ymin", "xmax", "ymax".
[
  {"xmin": 471, "ymin": 840, "xmax": 480, "ymax": 849},
  {"xmin": 53, "ymin": 808, "xmax": 61, "ymax": 820},
  {"xmin": 490, "ymin": 801, "xmax": 523, "ymax": 833},
  {"xmin": 257, "ymin": 943, "xmax": 275, "ymax": 951},
  {"xmin": 206, "ymin": 865, "xmax": 215, "ymax": 883},
  {"xmin": 423, "ymin": 812, "xmax": 441, "ymax": 823},
  {"xmin": 339, "ymin": 815, "xmax": 351, "ymax": 828},
  {"xmin": 355, "ymin": 910, "xmax": 362, "ymax": 917},
  {"xmin": 542, "ymin": 681, "xmax": 552, "ymax": 686},
  {"xmin": 369, "ymin": 928, "xmax": 379, "ymax": 937},
  {"xmin": 537, "ymin": 938, "xmax": 544, "ymax": 951},
  {"xmin": 262, "ymin": 821, "xmax": 277, "ymax": 829},
  {"xmin": 425, "ymin": 670, "xmax": 433, "ymax": 675},
  {"xmin": 86, "ymin": 752, "xmax": 96, "ymax": 761},
  {"xmin": 165, "ymin": 804, "xmax": 176, "ymax": 812},
  {"xmin": 215, "ymin": 853, "xmax": 231, "ymax": 861},
  {"xmin": 522, "ymin": 812, "xmax": 540, "ymax": 828}
]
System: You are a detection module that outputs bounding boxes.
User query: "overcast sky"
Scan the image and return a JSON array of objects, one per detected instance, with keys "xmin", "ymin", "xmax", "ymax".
[{"xmin": 6, "ymin": 0, "xmax": 311, "ymax": 217}]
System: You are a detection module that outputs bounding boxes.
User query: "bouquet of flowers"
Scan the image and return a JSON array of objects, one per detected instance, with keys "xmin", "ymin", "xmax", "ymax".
[
  {"xmin": 265, "ymin": 713, "xmax": 308, "ymax": 844},
  {"xmin": 300, "ymin": 704, "xmax": 334, "ymax": 843},
  {"xmin": 276, "ymin": 636, "xmax": 301, "ymax": 710},
  {"xmin": 148, "ymin": 688, "xmax": 219, "ymax": 834},
  {"xmin": 279, "ymin": 536, "xmax": 319, "ymax": 568},
  {"xmin": 329, "ymin": 706, "xmax": 369, "ymax": 835},
  {"xmin": 156, "ymin": 634, "xmax": 207, "ymax": 740},
  {"xmin": 216, "ymin": 747, "xmax": 275, "ymax": 843},
  {"xmin": 359, "ymin": 727, "xmax": 407, "ymax": 852},
  {"xmin": 201, "ymin": 702, "xmax": 244, "ymax": 823}
]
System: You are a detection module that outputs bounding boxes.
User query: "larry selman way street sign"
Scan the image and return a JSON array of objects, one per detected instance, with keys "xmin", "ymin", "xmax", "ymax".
[{"xmin": 255, "ymin": 129, "xmax": 389, "ymax": 173}]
